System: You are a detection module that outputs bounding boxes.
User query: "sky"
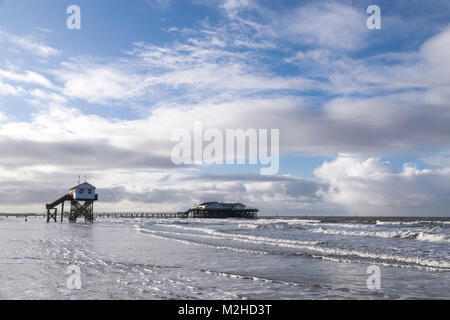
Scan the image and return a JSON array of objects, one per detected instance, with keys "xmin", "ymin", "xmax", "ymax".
[{"xmin": 0, "ymin": 0, "xmax": 449, "ymax": 215}]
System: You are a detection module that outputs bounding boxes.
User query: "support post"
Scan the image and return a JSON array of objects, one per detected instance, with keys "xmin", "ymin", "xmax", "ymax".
[{"xmin": 47, "ymin": 208, "xmax": 57, "ymax": 223}]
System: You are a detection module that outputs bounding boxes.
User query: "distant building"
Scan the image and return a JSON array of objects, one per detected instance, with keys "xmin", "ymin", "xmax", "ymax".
[
  {"xmin": 186, "ymin": 201, "xmax": 258, "ymax": 219},
  {"xmin": 69, "ymin": 182, "xmax": 97, "ymax": 201}
]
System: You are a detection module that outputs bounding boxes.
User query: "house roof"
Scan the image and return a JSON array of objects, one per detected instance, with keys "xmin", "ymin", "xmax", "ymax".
[
  {"xmin": 199, "ymin": 202, "xmax": 220, "ymax": 206},
  {"xmin": 70, "ymin": 182, "xmax": 96, "ymax": 190},
  {"xmin": 199, "ymin": 202, "xmax": 245, "ymax": 207}
]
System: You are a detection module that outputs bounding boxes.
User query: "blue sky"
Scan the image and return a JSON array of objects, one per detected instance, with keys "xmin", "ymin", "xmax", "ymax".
[{"xmin": 0, "ymin": 0, "xmax": 449, "ymax": 215}]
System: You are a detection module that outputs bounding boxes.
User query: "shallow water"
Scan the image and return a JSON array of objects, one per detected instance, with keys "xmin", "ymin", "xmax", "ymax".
[{"xmin": 0, "ymin": 217, "xmax": 448, "ymax": 299}]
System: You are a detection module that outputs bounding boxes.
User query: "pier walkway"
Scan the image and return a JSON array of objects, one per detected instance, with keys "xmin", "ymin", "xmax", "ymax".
[{"xmin": 95, "ymin": 212, "xmax": 188, "ymax": 219}]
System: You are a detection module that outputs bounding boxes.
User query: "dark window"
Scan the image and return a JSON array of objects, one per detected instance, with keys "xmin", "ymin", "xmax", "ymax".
[
  {"xmin": 79, "ymin": 188, "xmax": 84, "ymax": 194},
  {"xmin": 88, "ymin": 189, "xmax": 92, "ymax": 194}
]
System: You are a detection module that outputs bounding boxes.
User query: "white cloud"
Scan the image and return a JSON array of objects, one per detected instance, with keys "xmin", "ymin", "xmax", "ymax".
[
  {"xmin": 54, "ymin": 37, "xmax": 319, "ymax": 104},
  {"xmin": 262, "ymin": 2, "xmax": 367, "ymax": 50},
  {"xmin": 0, "ymin": 29, "xmax": 60, "ymax": 57},
  {"xmin": 58, "ymin": 65, "xmax": 147, "ymax": 103},
  {"xmin": 315, "ymin": 155, "xmax": 450, "ymax": 214},
  {"xmin": 419, "ymin": 26, "xmax": 450, "ymax": 84},
  {"xmin": 0, "ymin": 81, "xmax": 23, "ymax": 96},
  {"xmin": 0, "ymin": 69, "xmax": 53, "ymax": 88},
  {"xmin": 0, "ymin": 111, "xmax": 7, "ymax": 122},
  {"xmin": 221, "ymin": 0, "xmax": 255, "ymax": 17},
  {"xmin": 422, "ymin": 151, "xmax": 450, "ymax": 168},
  {"xmin": 28, "ymin": 88, "xmax": 67, "ymax": 106},
  {"xmin": 299, "ymin": 26, "xmax": 450, "ymax": 94}
]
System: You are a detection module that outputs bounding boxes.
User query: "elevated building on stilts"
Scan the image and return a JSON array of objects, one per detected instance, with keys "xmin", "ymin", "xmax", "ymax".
[
  {"xmin": 46, "ymin": 182, "xmax": 98, "ymax": 223},
  {"xmin": 185, "ymin": 202, "xmax": 258, "ymax": 219}
]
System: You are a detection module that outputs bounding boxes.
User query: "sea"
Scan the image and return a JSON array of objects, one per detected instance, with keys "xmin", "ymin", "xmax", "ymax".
[{"xmin": 0, "ymin": 216, "xmax": 449, "ymax": 299}]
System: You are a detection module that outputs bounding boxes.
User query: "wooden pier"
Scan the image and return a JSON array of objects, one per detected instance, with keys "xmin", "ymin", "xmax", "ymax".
[
  {"xmin": 1, "ymin": 211, "xmax": 255, "ymax": 220},
  {"xmin": 94, "ymin": 212, "xmax": 188, "ymax": 219}
]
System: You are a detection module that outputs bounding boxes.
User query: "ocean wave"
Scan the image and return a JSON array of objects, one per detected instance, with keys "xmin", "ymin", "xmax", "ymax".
[
  {"xmin": 237, "ymin": 223, "xmax": 258, "ymax": 229},
  {"xmin": 137, "ymin": 224, "xmax": 450, "ymax": 271},
  {"xmin": 310, "ymin": 228, "xmax": 450, "ymax": 243},
  {"xmin": 135, "ymin": 226, "xmax": 271, "ymax": 255},
  {"xmin": 158, "ymin": 223, "xmax": 321, "ymax": 246},
  {"xmin": 201, "ymin": 269, "xmax": 322, "ymax": 289},
  {"xmin": 315, "ymin": 222, "xmax": 374, "ymax": 229},
  {"xmin": 375, "ymin": 220, "xmax": 448, "ymax": 227}
]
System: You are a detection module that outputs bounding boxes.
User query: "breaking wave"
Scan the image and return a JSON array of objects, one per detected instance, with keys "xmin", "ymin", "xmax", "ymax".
[
  {"xmin": 311, "ymin": 228, "xmax": 450, "ymax": 243},
  {"xmin": 136, "ymin": 223, "xmax": 450, "ymax": 272}
]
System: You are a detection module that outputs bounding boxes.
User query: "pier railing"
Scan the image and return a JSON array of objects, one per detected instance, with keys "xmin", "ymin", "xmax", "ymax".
[{"xmin": 94, "ymin": 212, "xmax": 188, "ymax": 219}]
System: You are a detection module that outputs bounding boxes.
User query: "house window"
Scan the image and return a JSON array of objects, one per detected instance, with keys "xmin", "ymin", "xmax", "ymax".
[
  {"xmin": 79, "ymin": 188, "xmax": 84, "ymax": 194},
  {"xmin": 88, "ymin": 189, "xmax": 93, "ymax": 194}
]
